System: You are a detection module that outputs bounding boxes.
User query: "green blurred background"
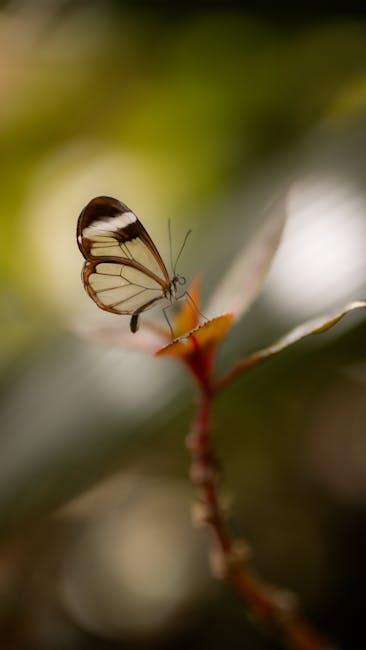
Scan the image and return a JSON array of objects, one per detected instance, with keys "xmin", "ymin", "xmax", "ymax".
[{"xmin": 1, "ymin": 2, "xmax": 366, "ymax": 648}]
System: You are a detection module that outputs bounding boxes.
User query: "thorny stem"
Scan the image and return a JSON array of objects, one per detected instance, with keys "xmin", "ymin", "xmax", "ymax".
[{"xmin": 186, "ymin": 369, "xmax": 336, "ymax": 650}]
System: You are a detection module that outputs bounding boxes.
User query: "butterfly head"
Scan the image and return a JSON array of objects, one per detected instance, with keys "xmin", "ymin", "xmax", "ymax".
[{"xmin": 171, "ymin": 273, "xmax": 186, "ymax": 299}]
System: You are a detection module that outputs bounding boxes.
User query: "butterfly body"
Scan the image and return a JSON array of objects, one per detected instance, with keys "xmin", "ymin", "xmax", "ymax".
[{"xmin": 77, "ymin": 196, "xmax": 184, "ymax": 332}]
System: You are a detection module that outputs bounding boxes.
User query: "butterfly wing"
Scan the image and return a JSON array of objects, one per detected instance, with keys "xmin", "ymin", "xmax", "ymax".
[{"xmin": 77, "ymin": 196, "xmax": 171, "ymax": 326}]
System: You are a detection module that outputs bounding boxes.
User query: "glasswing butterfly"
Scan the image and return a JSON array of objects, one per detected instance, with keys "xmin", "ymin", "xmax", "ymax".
[{"xmin": 77, "ymin": 196, "xmax": 189, "ymax": 333}]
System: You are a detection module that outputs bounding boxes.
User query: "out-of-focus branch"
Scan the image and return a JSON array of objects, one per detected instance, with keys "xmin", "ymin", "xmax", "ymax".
[{"xmin": 187, "ymin": 377, "xmax": 336, "ymax": 650}]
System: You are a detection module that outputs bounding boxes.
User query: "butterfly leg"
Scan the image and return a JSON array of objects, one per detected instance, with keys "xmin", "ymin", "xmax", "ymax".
[
  {"xmin": 178, "ymin": 290, "xmax": 208, "ymax": 324},
  {"xmin": 160, "ymin": 292, "xmax": 208, "ymax": 340},
  {"xmin": 162, "ymin": 305, "xmax": 175, "ymax": 339},
  {"xmin": 162, "ymin": 293, "xmax": 198, "ymax": 340}
]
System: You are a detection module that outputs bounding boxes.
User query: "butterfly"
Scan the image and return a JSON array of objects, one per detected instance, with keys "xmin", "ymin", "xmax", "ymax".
[{"xmin": 77, "ymin": 196, "xmax": 189, "ymax": 333}]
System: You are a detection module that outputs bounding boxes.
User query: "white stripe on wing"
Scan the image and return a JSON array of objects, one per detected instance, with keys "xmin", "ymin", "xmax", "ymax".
[{"xmin": 83, "ymin": 211, "xmax": 137, "ymax": 237}]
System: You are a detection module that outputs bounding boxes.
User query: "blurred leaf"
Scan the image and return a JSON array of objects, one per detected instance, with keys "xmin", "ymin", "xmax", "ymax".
[
  {"xmin": 217, "ymin": 301, "xmax": 366, "ymax": 390},
  {"xmin": 206, "ymin": 198, "xmax": 287, "ymax": 321},
  {"xmin": 264, "ymin": 300, "xmax": 366, "ymax": 351},
  {"xmin": 73, "ymin": 320, "xmax": 166, "ymax": 353}
]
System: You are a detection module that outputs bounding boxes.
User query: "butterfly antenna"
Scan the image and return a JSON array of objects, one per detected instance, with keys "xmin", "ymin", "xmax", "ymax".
[
  {"xmin": 174, "ymin": 229, "xmax": 192, "ymax": 274},
  {"xmin": 168, "ymin": 218, "xmax": 174, "ymax": 275}
]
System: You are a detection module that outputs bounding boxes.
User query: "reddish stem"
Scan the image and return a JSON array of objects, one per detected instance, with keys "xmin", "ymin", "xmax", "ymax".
[{"xmin": 186, "ymin": 373, "xmax": 336, "ymax": 650}]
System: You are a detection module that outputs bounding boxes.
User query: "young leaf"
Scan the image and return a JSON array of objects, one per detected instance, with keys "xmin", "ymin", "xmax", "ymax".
[
  {"xmin": 156, "ymin": 314, "xmax": 234, "ymax": 359},
  {"xmin": 261, "ymin": 301, "xmax": 366, "ymax": 355},
  {"xmin": 217, "ymin": 301, "xmax": 366, "ymax": 390},
  {"xmin": 206, "ymin": 198, "xmax": 287, "ymax": 322}
]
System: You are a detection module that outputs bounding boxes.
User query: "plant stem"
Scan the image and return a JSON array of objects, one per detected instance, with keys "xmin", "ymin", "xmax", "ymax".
[{"xmin": 186, "ymin": 380, "xmax": 336, "ymax": 650}]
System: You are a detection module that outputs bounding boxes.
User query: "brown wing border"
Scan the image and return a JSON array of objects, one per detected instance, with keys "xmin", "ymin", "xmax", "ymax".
[{"xmin": 77, "ymin": 196, "xmax": 170, "ymax": 286}]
